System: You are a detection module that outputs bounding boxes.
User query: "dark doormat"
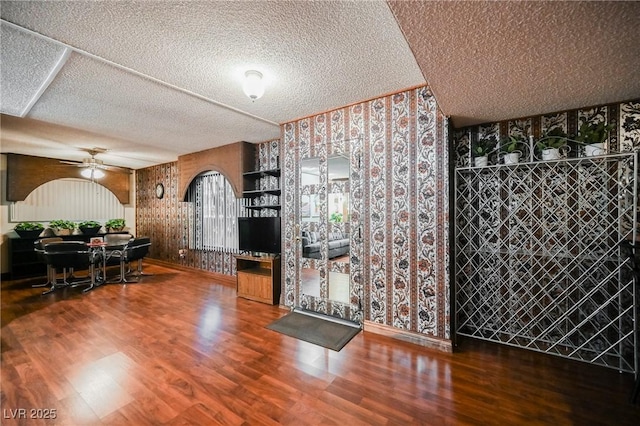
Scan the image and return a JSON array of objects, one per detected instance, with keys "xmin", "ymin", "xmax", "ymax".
[{"xmin": 266, "ymin": 310, "xmax": 361, "ymax": 351}]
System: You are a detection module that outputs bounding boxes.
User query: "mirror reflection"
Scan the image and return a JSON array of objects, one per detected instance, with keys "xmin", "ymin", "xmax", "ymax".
[
  {"xmin": 301, "ymin": 267, "xmax": 320, "ymax": 298},
  {"xmin": 301, "ymin": 158, "xmax": 320, "ymax": 224},
  {"xmin": 301, "ymin": 229, "xmax": 321, "ymax": 259},
  {"xmin": 328, "ymin": 271, "xmax": 350, "ymax": 304},
  {"xmin": 301, "ymin": 157, "xmax": 320, "ymax": 186},
  {"xmin": 328, "ymin": 154, "xmax": 349, "ymax": 224},
  {"xmin": 301, "ymin": 194, "xmax": 319, "ymax": 222},
  {"xmin": 327, "ymin": 154, "xmax": 350, "ymax": 262}
]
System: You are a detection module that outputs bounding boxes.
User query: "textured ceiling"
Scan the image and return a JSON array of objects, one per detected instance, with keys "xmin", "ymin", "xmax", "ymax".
[
  {"xmin": 0, "ymin": 1, "xmax": 424, "ymax": 168},
  {"xmin": 388, "ymin": 0, "xmax": 640, "ymax": 128},
  {"xmin": 1, "ymin": 1, "xmax": 638, "ymax": 169}
]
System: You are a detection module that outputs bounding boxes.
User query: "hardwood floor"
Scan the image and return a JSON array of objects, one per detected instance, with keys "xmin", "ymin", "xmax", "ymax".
[{"xmin": 2, "ymin": 263, "xmax": 639, "ymax": 425}]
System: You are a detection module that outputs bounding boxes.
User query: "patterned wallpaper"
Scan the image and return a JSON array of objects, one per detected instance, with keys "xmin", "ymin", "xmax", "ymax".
[
  {"xmin": 283, "ymin": 86, "xmax": 451, "ymax": 340},
  {"xmin": 453, "ymin": 99, "xmax": 640, "ymax": 167},
  {"xmin": 136, "ymin": 140, "xmax": 279, "ymax": 275}
]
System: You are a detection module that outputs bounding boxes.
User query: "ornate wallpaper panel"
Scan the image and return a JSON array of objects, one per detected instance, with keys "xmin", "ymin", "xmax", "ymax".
[
  {"xmin": 453, "ymin": 99, "xmax": 640, "ymax": 165},
  {"xmin": 283, "ymin": 86, "xmax": 450, "ymax": 341}
]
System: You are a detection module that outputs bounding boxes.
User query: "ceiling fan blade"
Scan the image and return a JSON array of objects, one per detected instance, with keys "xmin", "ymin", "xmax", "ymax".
[
  {"xmin": 57, "ymin": 148, "xmax": 132, "ymax": 174},
  {"xmin": 102, "ymin": 164, "xmax": 132, "ymax": 173}
]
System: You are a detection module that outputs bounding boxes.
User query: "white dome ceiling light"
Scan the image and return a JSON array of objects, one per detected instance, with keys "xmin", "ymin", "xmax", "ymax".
[
  {"xmin": 242, "ymin": 70, "xmax": 264, "ymax": 101},
  {"xmin": 80, "ymin": 166, "xmax": 105, "ymax": 179}
]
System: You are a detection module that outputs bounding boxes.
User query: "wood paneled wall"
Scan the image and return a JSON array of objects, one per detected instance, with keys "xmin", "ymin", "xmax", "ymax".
[
  {"xmin": 6, "ymin": 153, "xmax": 130, "ymax": 203},
  {"xmin": 177, "ymin": 142, "xmax": 255, "ymax": 200}
]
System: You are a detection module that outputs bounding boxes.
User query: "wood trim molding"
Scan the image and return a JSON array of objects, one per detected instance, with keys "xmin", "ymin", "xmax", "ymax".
[
  {"xmin": 177, "ymin": 141, "xmax": 255, "ymax": 200},
  {"xmin": 144, "ymin": 258, "xmax": 236, "ymax": 288},
  {"xmin": 6, "ymin": 153, "xmax": 130, "ymax": 203},
  {"xmin": 364, "ymin": 320, "xmax": 453, "ymax": 353}
]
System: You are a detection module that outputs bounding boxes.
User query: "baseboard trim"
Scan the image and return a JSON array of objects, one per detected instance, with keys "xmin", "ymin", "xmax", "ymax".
[
  {"xmin": 364, "ymin": 320, "xmax": 453, "ymax": 353},
  {"xmin": 144, "ymin": 258, "xmax": 236, "ymax": 288}
]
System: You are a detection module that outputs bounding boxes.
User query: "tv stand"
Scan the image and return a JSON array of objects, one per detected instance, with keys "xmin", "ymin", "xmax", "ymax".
[{"xmin": 235, "ymin": 254, "xmax": 281, "ymax": 305}]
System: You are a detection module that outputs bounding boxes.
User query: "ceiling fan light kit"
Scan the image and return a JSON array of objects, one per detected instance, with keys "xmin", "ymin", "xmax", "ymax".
[
  {"xmin": 80, "ymin": 167, "xmax": 105, "ymax": 179},
  {"xmin": 242, "ymin": 70, "xmax": 264, "ymax": 101}
]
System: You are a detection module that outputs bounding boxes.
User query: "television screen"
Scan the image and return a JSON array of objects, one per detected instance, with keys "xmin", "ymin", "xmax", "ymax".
[{"xmin": 238, "ymin": 217, "xmax": 281, "ymax": 254}]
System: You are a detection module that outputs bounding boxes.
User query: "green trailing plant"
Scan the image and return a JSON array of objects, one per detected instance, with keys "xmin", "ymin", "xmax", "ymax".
[
  {"xmin": 576, "ymin": 121, "xmax": 613, "ymax": 145},
  {"xmin": 500, "ymin": 135, "xmax": 525, "ymax": 153},
  {"xmin": 14, "ymin": 222, "xmax": 44, "ymax": 231},
  {"xmin": 537, "ymin": 128, "xmax": 567, "ymax": 150},
  {"xmin": 329, "ymin": 212, "xmax": 343, "ymax": 223},
  {"xmin": 49, "ymin": 219, "xmax": 75, "ymax": 230},
  {"xmin": 78, "ymin": 220, "xmax": 101, "ymax": 229},
  {"xmin": 471, "ymin": 136, "xmax": 497, "ymax": 158},
  {"xmin": 105, "ymin": 218, "xmax": 126, "ymax": 230}
]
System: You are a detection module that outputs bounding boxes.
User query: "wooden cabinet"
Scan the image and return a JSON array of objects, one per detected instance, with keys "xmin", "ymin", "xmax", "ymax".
[
  {"xmin": 7, "ymin": 232, "xmax": 131, "ymax": 279},
  {"xmin": 236, "ymin": 255, "xmax": 281, "ymax": 305},
  {"xmin": 8, "ymin": 235, "xmax": 46, "ymax": 278}
]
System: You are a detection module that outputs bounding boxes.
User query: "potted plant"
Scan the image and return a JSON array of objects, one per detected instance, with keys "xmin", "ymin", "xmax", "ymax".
[
  {"xmin": 537, "ymin": 128, "xmax": 568, "ymax": 161},
  {"xmin": 78, "ymin": 220, "xmax": 102, "ymax": 235},
  {"xmin": 499, "ymin": 135, "xmax": 525, "ymax": 165},
  {"xmin": 329, "ymin": 212, "xmax": 343, "ymax": 223},
  {"xmin": 14, "ymin": 222, "xmax": 44, "ymax": 238},
  {"xmin": 576, "ymin": 121, "xmax": 612, "ymax": 157},
  {"xmin": 49, "ymin": 219, "xmax": 75, "ymax": 236},
  {"xmin": 105, "ymin": 218, "xmax": 126, "ymax": 232},
  {"xmin": 471, "ymin": 136, "xmax": 497, "ymax": 167}
]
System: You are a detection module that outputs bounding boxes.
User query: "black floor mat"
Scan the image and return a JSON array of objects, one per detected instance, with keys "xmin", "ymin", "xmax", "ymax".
[{"xmin": 266, "ymin": 310, "xmax": 361, "ymax": 351}]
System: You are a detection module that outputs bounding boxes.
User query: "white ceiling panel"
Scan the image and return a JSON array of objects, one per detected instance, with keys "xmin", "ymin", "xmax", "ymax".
[
  {"xmin": 0, "ymin": 22, "xmax": 68, "ymax": 117},
  {"xmin": 0, "ymin": 114, "xmax": 173, "ymax": 170},
  {"xmin": 28, "ymin": 53, "xmax": 280, "ymax": 154},
  {"xmin": 0, "ymin": 1, "xmax": 424, "ymax": 168},
  {"xmin": 1, "ymin": 0, "xmax": 424, "ymax": 123}
]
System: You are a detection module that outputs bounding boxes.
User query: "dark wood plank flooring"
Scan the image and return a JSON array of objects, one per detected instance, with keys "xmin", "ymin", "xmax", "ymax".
[{"xmin": 2, "ymin": 263, "xmax": 639, "ymax": 425}]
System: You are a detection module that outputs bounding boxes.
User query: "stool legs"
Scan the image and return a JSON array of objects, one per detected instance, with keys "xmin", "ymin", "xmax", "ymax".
[{"xmin": 32, "ymin": 264, "xmax": 55, "ymax": 288}]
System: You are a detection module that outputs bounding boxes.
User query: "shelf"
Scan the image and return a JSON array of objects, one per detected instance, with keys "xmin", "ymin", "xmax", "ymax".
[
  {"xmin": 243, "ymin": 168, "xmax": 281, "ymax": 178},
  {"xmin": 246, "ymin": 205, "xmax": 281, "ymax": 211},
  {"xmin": 238, "ymin": 267, "xmax": 272, "ymax": 277},
  {"xmin": 243, "ymin": 189, "xmax": 281, "ymax": 197}
]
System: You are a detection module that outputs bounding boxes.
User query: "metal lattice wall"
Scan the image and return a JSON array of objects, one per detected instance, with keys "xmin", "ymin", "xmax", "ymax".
[{"xmin": 455, "ymin": 153, "xmax": 638, "ymax": 373}]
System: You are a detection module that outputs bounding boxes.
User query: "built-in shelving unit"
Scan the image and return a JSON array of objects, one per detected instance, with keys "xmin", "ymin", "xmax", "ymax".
[{"xmin": 243, "ymin": 168, "xmax": 281, "ymax": 212}]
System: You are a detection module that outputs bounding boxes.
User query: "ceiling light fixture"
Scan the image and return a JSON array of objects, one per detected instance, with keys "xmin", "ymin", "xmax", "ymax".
[
  {"xmin": 242, "ymin": 70, "xmax": 264, "ymax": 101},
  {"xmin": 81, "ymin": 167, "xmax": 105, "ymax": 180}
]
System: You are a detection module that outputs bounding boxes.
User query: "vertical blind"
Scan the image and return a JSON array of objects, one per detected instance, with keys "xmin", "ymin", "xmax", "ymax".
[
  {"xmin": 9, "ymin": 178, "xmax": 125, "ymax": 221},
  {"xmin": 189, "ymin": 172, "xmax": 246, "ymax": 252}
]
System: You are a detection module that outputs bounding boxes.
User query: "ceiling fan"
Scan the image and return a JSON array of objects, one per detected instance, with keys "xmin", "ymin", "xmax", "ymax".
[{"xmin": 59, "ymin": 148, "xmax": 130, "ymax": 179}]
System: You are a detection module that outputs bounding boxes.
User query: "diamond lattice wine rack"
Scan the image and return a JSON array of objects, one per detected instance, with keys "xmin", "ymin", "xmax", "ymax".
[{"xmin": 455, "ymin": 153, "xmax": 638, "ymax": 373}]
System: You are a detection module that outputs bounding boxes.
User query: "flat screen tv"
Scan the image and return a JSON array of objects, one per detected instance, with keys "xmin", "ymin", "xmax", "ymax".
[{"xmin": 238, "ymin": 217, "xmax": 281, "ymax": 254}]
